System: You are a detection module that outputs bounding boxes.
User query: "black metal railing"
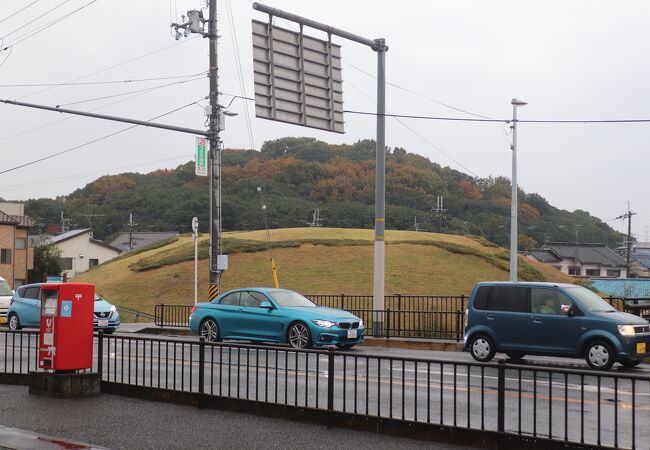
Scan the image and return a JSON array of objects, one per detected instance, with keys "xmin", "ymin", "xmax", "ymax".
[
  {"xmin": 306, "ymin": 293, "xmax": 468, "ymax": 312},
  {"xmin": 95, "ymin": 335, "xmax": 650, "ymax": 449},
  {"xmin": 154, "ymin": 304, "xmax": 193, "ymax": 327},
  {"xmin": 2, "ymin": 330, "xmax": 650, "ymax": 449}
]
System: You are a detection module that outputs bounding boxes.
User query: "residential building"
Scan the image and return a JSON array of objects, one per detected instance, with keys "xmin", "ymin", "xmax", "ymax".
[
  {"xmin": 590, "ymin": 278, "xmax": 650, "ymax": 299},
  {"xmin": 522, "ymin": 242, "xmax": 627, "ymax": 278},
  {"xmin": 0, "ymin": 202, "xmax": 35, "ymax": 289},
  {"xmin": 109, "ymin": 231, "xmax": 179, "ymax": 253},
  {"xmin": 48, "ymin": 229, "xmax": 121, "ymax": 277}
]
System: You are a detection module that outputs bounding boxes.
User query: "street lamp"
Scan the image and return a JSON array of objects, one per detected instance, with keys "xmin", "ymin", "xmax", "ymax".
[{"xmin": 510, "ymin": 98, "xmax": 527, "ymax": 282}]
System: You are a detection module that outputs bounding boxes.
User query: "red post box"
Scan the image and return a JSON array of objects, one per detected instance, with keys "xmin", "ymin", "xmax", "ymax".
[{"xmin": 38, "ymin": 282, "xmax": 95, "ymax": 371}]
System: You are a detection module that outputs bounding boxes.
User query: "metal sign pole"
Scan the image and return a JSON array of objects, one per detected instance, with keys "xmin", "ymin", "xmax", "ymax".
[{"xmin": 373, "ymin": 43, "xmax": 386, "ymax": 335}]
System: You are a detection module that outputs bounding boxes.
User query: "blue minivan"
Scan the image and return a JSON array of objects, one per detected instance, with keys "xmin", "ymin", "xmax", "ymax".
[{"xmin": 464, "ymin": 282, "xmax": 650, "ymax": 370}]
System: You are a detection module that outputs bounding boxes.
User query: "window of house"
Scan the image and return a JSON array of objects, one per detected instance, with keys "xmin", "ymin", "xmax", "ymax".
[
  {"xmin": 607, "ymin": 269, "xmax": 621, "ymax": 277},
  {"xmin": 15, "ymin": 238, "xmax": 26, "ymax": 250},
  {"xmin": 62, "ymin": 258, "xmax": 73, "ymax": 271},
  {"xmin": 568, "ymin": 266, "xmax": 582, "ymax": 276},
  {"xmin": 89, "ymin": 259, "xmax": 99, "ymax": 269},
  {"xmin": 586, "ymin": 268, "xmax": 601, "ymax": 277},
  {"xmin": 0, "ymin": 249, "xmax": 11, "ymax": 264}
]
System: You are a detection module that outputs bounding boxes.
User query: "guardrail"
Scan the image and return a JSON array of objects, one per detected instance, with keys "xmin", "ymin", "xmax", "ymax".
[{"xmin": 2, "ymin": 330, "xmax": 647, "ymax": 449}]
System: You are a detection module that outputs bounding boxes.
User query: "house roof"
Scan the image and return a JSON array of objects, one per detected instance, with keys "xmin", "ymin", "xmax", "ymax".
[
  {"xmin": 0, "ymin": 211, "xmax": 35, "ymax": 228},
  {"xmin": 633, "ymin": 254, "xmax": 650, "ymax": 269},
  {"xmin": 50, "ymin": 228, "xmax": 92, "ymax": 244},
  {"xmin": 541, "ymin": 242, "xmax": 626, "ymax": 267},
  {"xmin": 109, "ymin": 231, "xmax": 179, "ymax": 252},
  {"xmin": 525, "ymin": 249, "xmax": 562, "ymax": 263},
  {"xmin": 591, "ymin": 278, "xmax": 650, "ymax": 298},
  {"xmin": 50, "ymin": 228, "xmax": 121, "ymax": 253},
  {"xmin": 0, "ymin": 211, "xmax": 16, "ymax": 225}
]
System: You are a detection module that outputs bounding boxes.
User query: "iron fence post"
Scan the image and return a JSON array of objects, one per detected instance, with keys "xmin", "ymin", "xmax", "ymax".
[
  {"xmin": 497, "ymin": 359, "xmax": 505, "ymax": 432},
  {"xmin": 340, "ymin": 293, "xmax": 345, "ymax": 310},
  {"xmin": 396, "ymin": 293, "xmax": 401, "ymax": 337},
  {"xmin": 461, "ymin": 294, "xmax": 466, "ymax": 309},
  {"xmin": 455, "ymin": 310, "xmax": 462, "ymax": 341},
  {"xmin": 385, "ymin": 307, "xmax": 390, "ymax": 338},
  {"xmin": 97, "ymin": 330, "xmax": 103, "ymax": 377},
  {"xmin": 198, "ymin": 337, "xmax": 205, "ymax": 395},
  {"xmin": 160, "ymin": 304, "xmax": 165, "ymax": 328},
  {"xmin": 327, "ymin": 348, "xmax": 335, "ymax": 412}
]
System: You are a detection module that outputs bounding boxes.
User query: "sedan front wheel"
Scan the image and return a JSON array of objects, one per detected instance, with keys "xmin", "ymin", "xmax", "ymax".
[{"xmin": 288, "ymin": 322, "xmax": 312, "ymax": 349}]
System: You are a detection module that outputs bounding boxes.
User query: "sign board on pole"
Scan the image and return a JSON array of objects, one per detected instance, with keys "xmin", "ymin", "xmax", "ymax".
[
  {"xmin": 252, "ymin": 19, "xmax": 344, "ymax": 133},
  {"xmin": 195, "ymin": 137, "xmax": 208, "ymax": 177}
]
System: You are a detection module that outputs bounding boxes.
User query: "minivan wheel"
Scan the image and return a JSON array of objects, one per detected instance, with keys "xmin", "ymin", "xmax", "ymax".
[
  {"xmin": 8, "ymin": 313, "xmax": 21, "ymax": 331},
  {"xmin": 469, "ymin": 335, "xmax": 496, "ymax": 362},
  {"xmin": 585, "ymin": 340, "xmax": 615, "ymax": 370}
]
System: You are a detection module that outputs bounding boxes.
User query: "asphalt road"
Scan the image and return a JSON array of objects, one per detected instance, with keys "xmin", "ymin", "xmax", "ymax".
[{"xmin": 2, "ymin": 331, "xmax": 649, "ymax": 449}]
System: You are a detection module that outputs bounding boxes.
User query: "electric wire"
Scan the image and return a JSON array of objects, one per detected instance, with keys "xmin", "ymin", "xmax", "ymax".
[
  {"xmin": 345, "ymin": 62, "xmax": 494, "ymax": 120},
  {"xmin": 15, "ymin": 35, "xmax": 199, "ymax": 100},
  {"xmin": 0, "ymin": 154, "xmax": 193, "ymax": 192},
  {"xmin": 0, "ymin": 72, "xmax": 207, "ymax": 142},
  {"xmin": 225, "ymin": 0, "xmax": 256, "ymax": 150},
  {"xmin": 3, "ymin": 0, "xmax": 100, "ymax": 50},
  {"xmin": 0, "ymin": 72, "xmax": 208, "ymax": 87},
  {"xmin": 0, "ymin": 0, "xmax": 73, "ymax": 41},
  {"xmin": 0, "ymin": 0, "xmax": 41, "ymax": 25},
  {"xmin": 0, "ymin": 97, "xmax": 205, "ymax": 175},
  {"xmin": 54, "ymin": 74, "xmax": 206, "ymax": 107}
]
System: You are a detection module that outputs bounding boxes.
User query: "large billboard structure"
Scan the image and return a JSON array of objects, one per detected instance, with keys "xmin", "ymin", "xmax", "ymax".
[{"xmin": 252, "ymin": 19, "xmax": 345, "ymax": 133}]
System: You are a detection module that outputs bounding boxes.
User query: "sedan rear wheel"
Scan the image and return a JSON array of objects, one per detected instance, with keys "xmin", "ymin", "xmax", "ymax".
[
  {"xmin": 200, "ymin": 318, "xmax": 220, "ymax": 343},
  {"xmin": 8, "ymin": 313, "xmax": 21, "ymax": 331},
  {"xmin": 288, "ymin": 322, "xmax": 312, "ymax": 349}
]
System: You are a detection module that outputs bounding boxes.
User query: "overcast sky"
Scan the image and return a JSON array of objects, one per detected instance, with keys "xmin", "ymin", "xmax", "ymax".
[{"xmin": 0, "ymin": 0, "xmax": 647, "ymax": 242}]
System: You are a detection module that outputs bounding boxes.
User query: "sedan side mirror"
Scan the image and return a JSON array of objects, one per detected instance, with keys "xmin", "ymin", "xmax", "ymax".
[{"xmin": 260, "ymin": 301, "xmax": 273, "ymax": 309}]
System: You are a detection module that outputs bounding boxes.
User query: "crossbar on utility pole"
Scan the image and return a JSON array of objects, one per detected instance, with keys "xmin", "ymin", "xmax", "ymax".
[{"xmin": 252, "ymin": 2, "xmax": 388, "ymax": 334}]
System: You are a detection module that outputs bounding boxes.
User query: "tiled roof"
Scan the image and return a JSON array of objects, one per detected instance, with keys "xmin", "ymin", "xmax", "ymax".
[
  {"xmin": 10, "ymin": 215, "xmax": 36, "ymax": 228},
  {"xmin": 525, "ymin": 249, "xmax": 561, "ymax": 263},
  {"xmin": 542, "ymin": 242, "xmax": 626, "ymax": 267},
  {"xmin": 109, "ymin": 231, "xmax": 179, "ymax": 252},
  {"xmin": 50, "ymin": 228, "xmax": 92, "ymax": 244},
  {"xmin": 633, "ymin": 254, "xmax": 650, "ymax": 269},
  {"xmin": 591, "ymin": 278, "xmax": 650, "ymax": 298},
  {"xmin": 0, "ymin": 211, "xmax": 17, "ymax": 225}
]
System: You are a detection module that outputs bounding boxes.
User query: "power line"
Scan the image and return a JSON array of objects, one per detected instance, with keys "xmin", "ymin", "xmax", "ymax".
[
  {"xmin": 0, "ymin": 0, "xmax": 41, "ymax": 25},
  {"xmin": 345, "ymin": 62, "xmax": 494, "ymax": 120},
  {"xmin": 0, "ymin": 154, "xmax": 193, "ymax": 192},
  {"xmin": 15, "ymin": 35, "xmax": 199, "ymax": 100},
  {"xmin": 0, "ymin": 97, "xmax": 205, "ymax": 175},
  {"xmin": 54, "ymin": 74, "xmax": 205, "ymax": 107},
  {"xmin": 0, "ymin": 0, "xmax": 73, "ymax": 41},
  {"xmin": 2, "ymin": 0, "xmax": 100, "ymax": 50},
  {"xmin": 0, "ymin": 72, "xmax": 207, "ymax": 87},
  {"xmin": 344, "ymin": 109, "xmax": 650, "ymax": 124}
]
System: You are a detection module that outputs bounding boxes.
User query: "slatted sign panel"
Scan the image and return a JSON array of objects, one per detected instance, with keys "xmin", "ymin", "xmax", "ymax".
[{"xmin": 252, "ymin": 19, "xmax": 344, "ymax": 133}]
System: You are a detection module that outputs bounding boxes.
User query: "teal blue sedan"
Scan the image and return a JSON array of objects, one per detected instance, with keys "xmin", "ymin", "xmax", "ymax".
[{"xmin": 189, "ymin": 288, "xmax": 365, "ymax": 349}]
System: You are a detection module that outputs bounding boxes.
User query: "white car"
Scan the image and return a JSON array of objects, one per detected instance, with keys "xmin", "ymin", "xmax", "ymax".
[{"xmin": 0, "ymin": 276, "xmax": 12, "ymax": 325}]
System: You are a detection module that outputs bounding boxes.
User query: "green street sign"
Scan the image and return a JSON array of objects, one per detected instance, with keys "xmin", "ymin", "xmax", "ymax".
[{"xmin": 195, "ymin": 137, "xmax": 207, "ymax": 176}]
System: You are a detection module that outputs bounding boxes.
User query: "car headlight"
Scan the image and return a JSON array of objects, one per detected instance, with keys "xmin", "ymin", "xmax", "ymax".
[
  {"xmin": 618, "ymin": 325, "xmax": 636, "ymax": 336},
  {"xmin": 110, "ymin": 305, "xmax": 117, "ymax": 313},
  {"xmin": 359, "ymin": 319, "xmax": 364, "ymax": 329},
  {"xmin": 312, "ymin": 319, "xmax": 337, "ymax": 328}
]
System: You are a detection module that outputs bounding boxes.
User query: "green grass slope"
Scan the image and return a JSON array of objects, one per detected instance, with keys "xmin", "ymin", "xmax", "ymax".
[{"xmin": 74, "ymin": 227, "xmax": 575, "ymax": 316}]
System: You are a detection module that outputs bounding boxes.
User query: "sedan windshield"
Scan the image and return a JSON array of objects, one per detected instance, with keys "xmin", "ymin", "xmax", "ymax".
[
  {"xmin": 566, "ymin": 287, "xmax": 617, "ymax": 312},
  {"xmin": 269, "ymin": 291, "xmax": 317, "ymax": 307}
]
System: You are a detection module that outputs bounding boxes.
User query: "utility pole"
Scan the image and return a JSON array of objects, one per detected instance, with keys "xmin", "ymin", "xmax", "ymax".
[
  {"xmin": 616, "ymin": 202, "xmax": 636, "ymax": 277},
  {"xmin": 510, "ymin": 98, "xmax": 527, "ymax": 282}
]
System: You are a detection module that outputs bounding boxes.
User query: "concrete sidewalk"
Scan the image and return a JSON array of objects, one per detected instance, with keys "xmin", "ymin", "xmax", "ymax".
[{"xmin": 0, "ymin": 385, "xmax": 474, "ymax": 450}]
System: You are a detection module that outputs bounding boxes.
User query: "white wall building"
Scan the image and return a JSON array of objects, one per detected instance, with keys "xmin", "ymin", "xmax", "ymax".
[
  {"xmin": 49, "ymin": 229, "xmax": 121, "ymax": 277},
  {"xmin": 523, "ymin": 242, "xmax": 628, "ymax": 278}
]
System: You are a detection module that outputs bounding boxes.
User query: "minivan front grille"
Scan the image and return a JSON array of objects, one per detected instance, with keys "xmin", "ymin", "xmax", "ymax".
[{"xmin": 633, "ymin": 325, "xmax": 650, "ymax": 334}]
